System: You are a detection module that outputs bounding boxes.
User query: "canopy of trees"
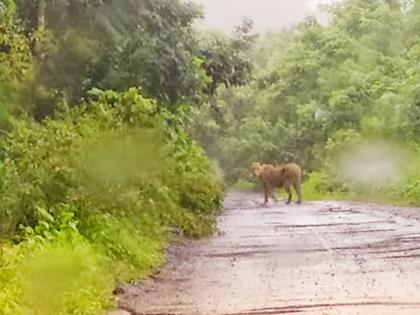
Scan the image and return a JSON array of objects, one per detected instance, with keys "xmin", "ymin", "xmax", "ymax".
[
  {"xmin": 1, "ymin": 0, "xmax": 253, "ymax": 119},
  {"xmin": 206, "ymin": 0, "xmax": 420, "ymax": 189}
]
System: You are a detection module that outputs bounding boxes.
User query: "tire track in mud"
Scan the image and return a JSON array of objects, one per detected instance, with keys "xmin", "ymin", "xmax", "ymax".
[
  {"xmin": 113, "ymin": 192, "xmax": 420, "ymax": 315},
  {"xmin": 224, "ymin": 301, "xmax": 420, "ymax": 315}
]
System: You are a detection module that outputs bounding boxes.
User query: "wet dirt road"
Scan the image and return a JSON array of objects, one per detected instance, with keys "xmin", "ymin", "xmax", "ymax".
[{"xmin": 116, "ymin": 192, "xmax": 420, "ymax": 315}]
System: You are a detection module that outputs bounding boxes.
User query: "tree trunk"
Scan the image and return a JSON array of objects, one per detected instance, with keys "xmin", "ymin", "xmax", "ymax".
[{"xmin": 33, "ymin": 0, "xmax": 46, "ymax": 58}]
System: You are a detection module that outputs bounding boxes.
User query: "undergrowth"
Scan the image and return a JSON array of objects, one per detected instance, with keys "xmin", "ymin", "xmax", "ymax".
[{"xmin": 0, "ymin": 89, "xmax": 223, "ymax": 315}]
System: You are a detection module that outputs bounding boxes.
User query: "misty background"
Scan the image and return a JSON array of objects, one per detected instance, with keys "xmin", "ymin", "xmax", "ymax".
[{"xmin": 193, "ymin": 0, "xmax": 336, "ymax": 32}]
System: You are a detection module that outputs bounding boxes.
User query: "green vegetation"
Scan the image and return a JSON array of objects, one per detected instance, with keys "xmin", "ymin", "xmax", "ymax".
[
  {"xmin": 204, "ymin": 0, "xmax": 420, "ymax": 206},
  {"xmin": 3, "ymin": 0, "xmax": 420, "ymax": 313},
  {"xmin": 0, "ymin": 1, "xmax": 231, "ymax": 313},
  {"xmin": 0, "ymin": 88, "xmax": 223, "ymax": 314}
]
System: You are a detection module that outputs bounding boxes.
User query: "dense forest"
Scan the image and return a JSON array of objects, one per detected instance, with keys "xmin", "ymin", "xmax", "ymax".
[
  {"xmin": 206, "ymin": 0, "xmax": 420, "ymax": 203},
  {"xmin": 1, "ymin": 0, "xmax": 420, "ymax": 314}
]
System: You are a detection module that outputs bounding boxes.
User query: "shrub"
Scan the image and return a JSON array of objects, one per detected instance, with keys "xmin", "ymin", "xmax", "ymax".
[
  {"xmin": 0, "ymin": 88, "xmax": 223, "ymax": 314},
  {"xmin": 0, "ymin": 88, "xmax": 222, "ymax": 237}
]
